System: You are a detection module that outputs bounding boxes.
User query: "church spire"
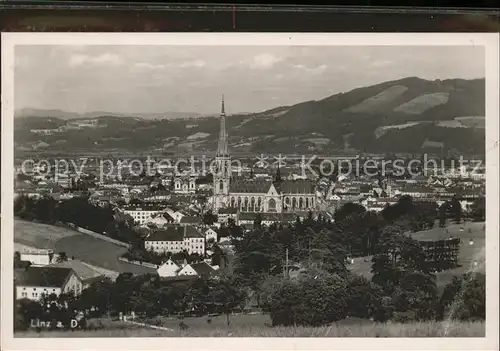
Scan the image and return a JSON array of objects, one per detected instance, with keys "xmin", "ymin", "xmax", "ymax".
[{"xmin": 217, "ymin": 94, "xmax": 228, "ymax": 156}]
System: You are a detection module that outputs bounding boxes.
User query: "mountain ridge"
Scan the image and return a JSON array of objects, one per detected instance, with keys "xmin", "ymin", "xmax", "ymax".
[{"xmin": 14, "ymin": 76, "xmax": 486, "ymax": 156}]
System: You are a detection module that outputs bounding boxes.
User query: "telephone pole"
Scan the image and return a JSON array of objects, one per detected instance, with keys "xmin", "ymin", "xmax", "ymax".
[
  {"xmin": 286, "ymin": 248, "xmax": 289, "ymax": 279},
  {"xmin": 283, "ymin": 248, "xmax": 290, "ymax": 279}
]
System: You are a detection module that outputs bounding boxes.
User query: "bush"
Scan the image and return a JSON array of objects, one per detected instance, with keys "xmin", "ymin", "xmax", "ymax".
[
  {"xmin": 392, "ymin": 310, "xmax": 418, "ymax": 323},
  {"xmin": 439, "ymin": 272, "xmax": 485, "ymax": 321},
  {"xmin": 269, "ymin": 273, "xmax": 349, "ymax": 327},
  {"xmin": 346, "ymin": 274, "xmax": 384, "ymax": 319}
]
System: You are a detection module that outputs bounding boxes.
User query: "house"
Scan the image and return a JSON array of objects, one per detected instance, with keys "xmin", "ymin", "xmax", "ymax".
[
  {"xmin": 179, "ymin": 216, "xmax": 202, "ymax": 226},
  {"xmin": 165, "ymin": 208, "xmax": 185, "ymax": 223},
  {"xmin": 20, "ymin": 248, "xmax": 54, "ymax": 266},
  {"xmin": 205, "ymin": 227, "xmax": 218, "ymax": 242},
  {"xmin": 141, "ymin": 190, "xmax": 170, "ymax": 202},
  {"xmin": 15, "ymin": 266, "xmax": 83, "ymax": 300},
  {"xmin": 156, "ymin": 259, "xmax": 181, "ymax": 278},
  {"xmin": 121, "ymin": 204, "xmax": 167, "ymax": 225},
  {"xmin": 48, "ymin": 259, "xmax": 104, "ymax": 289},
  {"xmin": 177, "ymin": 261, "xmax": 216, "ymax": 278},
  {"xmin": 217, "ymin": 207, "xmax": 238, "ymax": 224},
  {"xmin": 145, "ymin": 225, "xmax": 205, "ymax": 255},
  {"xmin": 147, "ymin": 212, "xmax": 174, "ymax": 227},
  {"xmin": 183, "ymin": 226, "xmax": 205, "ymax": 255},
  {"xmin": 145, "ymin": 226, "xmax": 184, "ymax": 254}
]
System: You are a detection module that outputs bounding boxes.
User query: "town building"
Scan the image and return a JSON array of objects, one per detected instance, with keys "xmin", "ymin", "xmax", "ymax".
[
  {"xmin": 217, "ymin": 207, "xmax": 238, "ymax": 224},
  {"xmin": 156, "ymin": 259, "xmax": 181, "ymax": 278},
  {"xmin": 177, "ymin": 261, "xmax": 217, "ymax": 278},
  {"xmin": 204, "ymin": 227, "xmax": 218, "ymax": 242},
  {"xmin": 20, "ymin": 248, "xmax": 54, "ymax": 266},
  {"xmin": 173, "ymin": 176, "xmax": 197, "ymax": 194},
  {"xmin": 49, "ymin": 259, "xmax": 105, "ymax": 289},
  {"xmin": 144, "ymin": 225, "xmax": 205, "ymax": 255},
  {"xmin": 212, "ymin": 96, "xmax": 317, "ymax": 214},
  {"xmin": 15, "ymin": 266, "xmax": 83, "ymax": 300},
  {"xmin": 122, "ymin": 204, "xmax": 167, "ymax": 225}
]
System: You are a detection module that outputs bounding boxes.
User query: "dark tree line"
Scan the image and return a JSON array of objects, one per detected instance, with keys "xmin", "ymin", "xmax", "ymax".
[
  {"xmin": 227, "ymin": 198, "xmax": 484, "ymax": 326},
  {"xmin": 15, "ymin": 273, "xmax": 247, "ymax": 331}
]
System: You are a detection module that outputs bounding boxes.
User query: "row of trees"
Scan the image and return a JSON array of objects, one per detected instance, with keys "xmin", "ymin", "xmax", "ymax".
[
  {"xmin": 15, "ymin": 273, "xmax": 247, "ymax": 331},
  {"xmin": 15, "ymin": 269, "xmax": 484, "ymax": 331}
]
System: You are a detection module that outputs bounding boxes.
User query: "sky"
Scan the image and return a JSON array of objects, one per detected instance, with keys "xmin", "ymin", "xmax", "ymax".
[{"xmin": 14, "ymin": 45, "xmax": 485, "ymax": 115}]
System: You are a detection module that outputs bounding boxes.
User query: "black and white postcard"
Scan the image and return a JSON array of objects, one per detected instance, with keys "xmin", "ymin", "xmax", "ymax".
[{"xmin": 1, "ymin": 32, "xmax": 499, "ymax": 350}]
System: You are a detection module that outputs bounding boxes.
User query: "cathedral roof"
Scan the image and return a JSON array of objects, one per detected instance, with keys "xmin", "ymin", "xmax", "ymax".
[
  {"xmin": 229, "ymin": 180, "xmax": 273, "ymax": 193},
  {"xmin": 228, "ymin": 179, "xmax": 316, "ymax": 195},
  {"xmin": 275, "ymin": 180, "xmax": 316, "ymax": 194}
]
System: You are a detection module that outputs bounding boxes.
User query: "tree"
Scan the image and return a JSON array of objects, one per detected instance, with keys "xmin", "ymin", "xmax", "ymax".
[
  {"xmin": 394, "ymin": 270, "xmax": 438, "ymax": 321},
  {"xmin": 268, "ymin": 272, "xmax": 349, "ymax": 327},
  {"xmin": 338, "ymin": 211, "xmax": 384, "ymax": 256},
  {"xmin": 56, "ymin": 252, "xmax": 68, "ymax": 263},
  {"xmin": 439, "ymin": 272, "xmax": 485, "ymax": 321},
  {"xmin": 346, "ymin": 274, "xmax": 384, "ymax": 319},
  {"xmin": 470, "ymin": 197, "xmax": 485, "ymax": 222},
  {"xmin": 254, "ymin": 213, "xmax": 263, "ymax": 228},
  {"xmin": 309, "ymin": 229, "xmax": 347, "ymax": 276},
  {"xmin": 210, "ymin": 275, "xmax": 247, "ymax": 326},
  {"xmin": 15, "ymin": 298, "xmax": 44, "ymax": 331},
  {"xmin": 371, "ymin": 225, "xmax": 427, "ymax": 290},
  {"xmin": 202, "ymin": 210, "xmax": 218, "ymax": 226},
  {"xmin": 438, "ymin": 202, "xmax": 448, "ymax": 227},
  {"xmin": 210, "ymin": 243, "xmax": 228, "ymax": 268},
  {"xmin": 334, "ymin": 203, "xmax": 366, "ymax": 223},
  {"xmin": 450, "ymin": 197, "xmax": 462, "ymax": 224}
]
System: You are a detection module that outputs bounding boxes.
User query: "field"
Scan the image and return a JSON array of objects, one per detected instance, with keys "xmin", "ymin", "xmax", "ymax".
[
  {"xmin": 14, "ymin": 219, "xmax": 155, "ymax": 275},
  {"xmin": 349, "ymin": 222, "xmax": 486, "ymax": 291},
  {"xmin": 15, "ymin": 315, "xmax": 485, "ymax": 337}
]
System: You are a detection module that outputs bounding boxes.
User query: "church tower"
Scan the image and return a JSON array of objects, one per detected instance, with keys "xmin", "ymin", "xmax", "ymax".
[{"xmin": 213, "ymin": 95, "xmax": 231, "ymax": 209}]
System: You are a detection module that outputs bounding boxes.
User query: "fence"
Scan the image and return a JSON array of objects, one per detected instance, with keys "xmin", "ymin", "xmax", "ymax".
[{"xmin": 118, "ymin": 256, "xmax": 159, "ymax": 269}]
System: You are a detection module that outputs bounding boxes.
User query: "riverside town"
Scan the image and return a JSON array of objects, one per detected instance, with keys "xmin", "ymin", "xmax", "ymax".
[{"xmin": 11, "ymin": 42, "xmax": 490, "ymax": 338}]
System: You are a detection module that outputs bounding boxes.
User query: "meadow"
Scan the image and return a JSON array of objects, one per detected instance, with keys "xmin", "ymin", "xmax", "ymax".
[
  {"xmin": 349, "ymin": 221, "xmax": 485, "ymax": 291},
  {"xmin": 15, "ymin": 315, "xmax": 485, "ymax": 337},
  {"xmin": 14, "ymin": 219, "xmax": 155, "ymax": 275}
]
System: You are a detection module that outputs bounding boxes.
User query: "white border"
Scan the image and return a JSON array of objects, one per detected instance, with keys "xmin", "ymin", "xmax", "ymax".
[{"xmin": 2, "ymin": 32, "xmax": 499, "ymax": 351}]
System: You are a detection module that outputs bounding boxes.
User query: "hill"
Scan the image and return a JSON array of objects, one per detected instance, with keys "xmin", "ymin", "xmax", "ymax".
[
  {"xmin": 14, "ymin": 109, "xmax": 203, "ymax": 121},
  {"xmin": 14, "ymin": 77, "xmax": 485, "ymax": 155}
]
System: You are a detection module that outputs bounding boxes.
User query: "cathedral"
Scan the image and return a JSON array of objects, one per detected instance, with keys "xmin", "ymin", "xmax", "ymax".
[{"xmin": 212, "ymin": 96, "xmax": 317, "ymax": 214}]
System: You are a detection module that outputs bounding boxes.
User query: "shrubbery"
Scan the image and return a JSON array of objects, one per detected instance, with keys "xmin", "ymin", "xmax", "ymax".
[{"xmin": 268, "ymin": 271, "xmax": 348, "ymax": 327}]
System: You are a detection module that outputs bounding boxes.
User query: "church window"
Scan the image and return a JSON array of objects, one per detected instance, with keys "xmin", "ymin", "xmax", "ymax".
[{"xmin": 268, "ymin": 198, "xmax": 277, "ymax": 212}]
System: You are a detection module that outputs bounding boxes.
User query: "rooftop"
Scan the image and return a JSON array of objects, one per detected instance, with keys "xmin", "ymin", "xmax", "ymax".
[
  {"xmin": 191, "ymin": 261, "xmax": 216, "ymax": 277},
  {"xmin": 16, "ymin": 266, "xmax": 75, "ymax": 288},
  {"xmin": 49, "ymin": 259, "xmax": 104, "ymax": 283},
  {"xmin": 179, "ymin": 216, "xmax": 202, "ymax": 224},
  {"xmin": 146, "ymin": 225, "xmax": 203, "ymax": 241}
]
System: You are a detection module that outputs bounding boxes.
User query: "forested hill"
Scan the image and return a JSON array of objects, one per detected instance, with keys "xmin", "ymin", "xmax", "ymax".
[{"xmin": 15, "ymin": 77, "xmax": 485, "ymax": 155}]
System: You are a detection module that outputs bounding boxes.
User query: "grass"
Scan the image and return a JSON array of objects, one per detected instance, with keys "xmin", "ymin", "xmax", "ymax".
[
  {"xmin": 14, "ymin": 315, "xmax": 485, "ymax": 337},
  {"xmin": 349, "ymin": 222, "xmax": 486, "ymax": 291},
  {"xmin": 14, "ymin": 219, "xmax": 155, "ymax": 275},
  {"xmin": 14, "ymin": 219, "xmax": 79, "ymax": 248}
]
